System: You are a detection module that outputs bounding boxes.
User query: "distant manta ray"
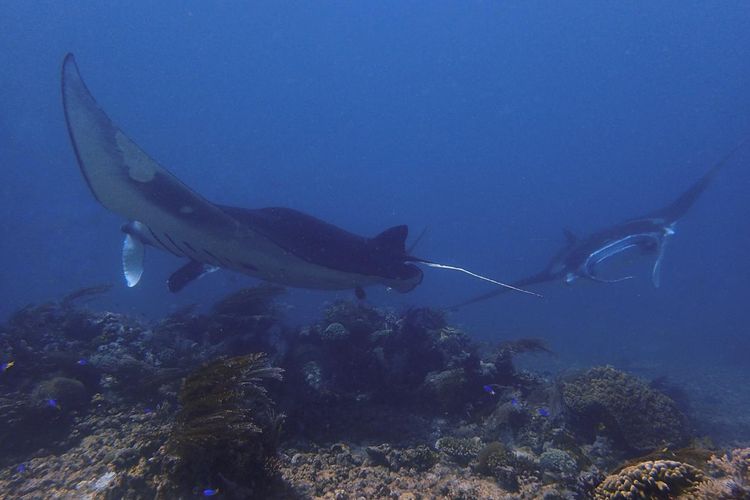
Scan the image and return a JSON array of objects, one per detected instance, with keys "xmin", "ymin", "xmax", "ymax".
[
  {"xmin": 451, "ymin": 138, "xmax": 748, "ymax": 309},
  {"xmin": 61, "ymin": 54, "xmax": 538, "ymax": 298}
]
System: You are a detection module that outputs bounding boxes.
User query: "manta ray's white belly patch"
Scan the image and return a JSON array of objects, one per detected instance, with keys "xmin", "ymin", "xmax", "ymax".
[{"xmin": 115, "ymin": 131, "xmax": 156, "ymax": 183}]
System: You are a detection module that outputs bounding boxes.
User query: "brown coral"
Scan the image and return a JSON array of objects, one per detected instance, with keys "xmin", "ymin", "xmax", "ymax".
[
  {"xmin": 562, "ymin": 366, "xmax": 689, "ymax": 452},
  {"xmin": 594, "ymin": 460, "xmax": 705, "ymax": 499},
  {"xmin": 693, "ymin": 447, "xmax": 750, "ymax": 499}
]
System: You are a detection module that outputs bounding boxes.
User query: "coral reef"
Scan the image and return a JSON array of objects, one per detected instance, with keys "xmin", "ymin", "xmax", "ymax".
[
  {"xmin": 279, "ymin": 444, "xmax": 511, "ymax": 499},
  {"xmin": 365, "ymin": 443, "xmax": 439, "ymax": 472},
  {"xmin": 694, "ymin": 447, "xmax": 750, "ymax": 499},
  {"xmin": 31, "ymin": 376, "xmax": 89, "ymax": 411},
  {"xmin": 1, "ymin": 288, "xmax": 747, "ymax": 498},
  {"xmin": 562, "ymin": 366, "xmax": 690, "ymax": 453},
  {"xmin": 593, "ymin": 460, "xmax": 705, "ymax": 499}
]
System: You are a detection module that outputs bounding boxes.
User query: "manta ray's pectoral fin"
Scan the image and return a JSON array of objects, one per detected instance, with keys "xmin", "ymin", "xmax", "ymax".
[
  {"xmin": 122, "ymin": 234, "xmax": 145, "ymax": 287},
  {"xmin": 167, "ymin": 261, "xmax": 220, "ymax": 293},
  {"xmin": 62, "ymin": 54, "xmax": 238, "ymax": 234}
]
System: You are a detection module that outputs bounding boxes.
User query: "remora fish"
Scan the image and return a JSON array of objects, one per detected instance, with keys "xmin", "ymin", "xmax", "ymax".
[
  {"xmin": 451, "ymin": 140, "xmax": 747, "ymax": 309},
  {"xmin": 62, "ymin": 54, "xmax": 536, "ymax": 297}
]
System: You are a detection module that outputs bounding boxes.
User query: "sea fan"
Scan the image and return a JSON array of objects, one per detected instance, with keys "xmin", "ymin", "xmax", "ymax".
[{"xmin": 168, "ymin": 353, "xmax": 284, "ymax": 496}]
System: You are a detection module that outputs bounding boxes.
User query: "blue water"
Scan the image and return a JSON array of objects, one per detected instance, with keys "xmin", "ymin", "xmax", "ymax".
[{"xmin": 1, "ymin": 3, "xmax": 749, "ymax": 374}]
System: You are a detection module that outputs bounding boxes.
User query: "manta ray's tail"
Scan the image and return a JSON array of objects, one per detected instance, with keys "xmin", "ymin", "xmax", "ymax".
[
  {"xmin": 654, "ymin": 137, "xmax": 749, "ymax": 223},
  {"xmin": 445, "ymin": 270, "xmax": 552, "ymax": 309},
  {"xmin": 407, "ymin": 257, "xmax": 542, "ymax": 298}
]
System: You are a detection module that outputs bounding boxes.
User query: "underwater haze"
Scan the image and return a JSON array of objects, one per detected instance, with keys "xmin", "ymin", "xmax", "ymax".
[
  {"xmin": 2, "ymin": 0, "xmax": 750, "ymax": 473},
  {"xmin": 4, "ymin": 3, "xmax": 749, "ymax": 359}
]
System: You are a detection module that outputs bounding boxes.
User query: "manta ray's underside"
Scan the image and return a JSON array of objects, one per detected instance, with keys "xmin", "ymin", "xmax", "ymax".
[{"xmin": 62, "ymin": 54, "xmax": 534, "ymax": 298}]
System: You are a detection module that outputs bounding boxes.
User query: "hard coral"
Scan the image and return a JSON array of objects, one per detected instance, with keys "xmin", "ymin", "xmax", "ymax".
[
  {"xmin": 323, "ymin": 300, "xmax": 386, "ymax": 334},
  {"xmin": 210, "ymin": 284, "xmax": 285, "ymax": 317},
  {"xmin": 562, "ymin": 366, "xmax": 689, "ymax": 452},
  {"xmin": 422, "ymin": 368, "xmax": 468, "ymax": 410},
  {"xmin": 477, "ymin": 441, "xmax": 511, "ymax": 476},
  {"xmin": 694, "ymin": 447, "xmax": 750, "ymax": 499},
  {"xmin": 593, "ymin": 460, "xmax": 705, "ymax": 499},
  {"xmin": 320, "ymin": 322, "xmax": 349, "ymax": 341},
  {"xmin": 436, "ymin": 436, "xmax": 482, "ymax": 465},
  {"xmin": 539, "ymin": 448, "xmax": 578, "ymax": 476},
  {"xmin": 31, "ymin": 376, "xmax": 89, "ymax": 411}
]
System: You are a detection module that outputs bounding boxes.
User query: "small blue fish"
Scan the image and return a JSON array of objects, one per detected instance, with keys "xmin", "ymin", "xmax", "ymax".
[
  {"xmin": 144, "ymin": 407, "xmax": 153, "ymax": 414},
  {"xmin": 537, "ymin": 407, "xmax": 550, "ymax": 417},
  {"xmin": 203, "ymin": 488, "xmax": 219, "ymax": 496},
  {"xmin": 47, "ymin": 399, "xmax": 59, "ymax": 409},
  {"xmin": 76, "ymin": 359, "xmax": 88, "ymax": 366},
  {"xmin": 1, "ymin": 360, "xmax": 14, "ymax": 372},
  {"xmin": 482, "ymin": 385, "xmax": 496, "ymax": 396},
  {"xmin": 510, "ymin": 397, "xmax": 521, "ymax": 408},
  {"xmin": 16, "ymin": 464, "xmax": 26, "ymax": 473}
]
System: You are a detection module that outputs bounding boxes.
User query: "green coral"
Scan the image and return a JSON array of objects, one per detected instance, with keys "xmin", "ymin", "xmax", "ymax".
[
  {"xmin": 168, "ymin": 353, "xmax": 284, "ymax": 496},
  {"xmin": 562, "ymin": 366, "xmax": 688, "ymax": 452},
  {"xmin": 594, "ymin": 460, "xmax": 705, "ymax": 499}
]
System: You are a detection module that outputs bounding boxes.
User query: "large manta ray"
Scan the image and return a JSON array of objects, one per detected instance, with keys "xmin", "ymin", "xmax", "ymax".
[
  {"xmin": 451, "ymin": 140, "xmax": 747, "ymax": 309},
  {"xmin": 62, "ymin": 54, "xmax": 535, "ymax": 298}
]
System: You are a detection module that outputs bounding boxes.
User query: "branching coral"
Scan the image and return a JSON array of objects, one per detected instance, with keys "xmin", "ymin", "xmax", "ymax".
[
  {"xmin": 694, "ymin": 447, "xmax": 750, "ymax": 499},
  {"xmin": 167, "ymin": 353, "xmax": 284, "ymax": 496},
  {"xmin": 593, "ymin": 460, "xmax": 705, "ymax": 499}
]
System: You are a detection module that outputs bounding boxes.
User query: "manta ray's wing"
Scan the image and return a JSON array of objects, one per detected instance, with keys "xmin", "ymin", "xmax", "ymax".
[
  {"xmin": 62, "ymin": 53, "xmax": 238, "ymax": 233},
  {"xmin": 648, "ymin": 138, "xmax": 749, "ymax": 223}
]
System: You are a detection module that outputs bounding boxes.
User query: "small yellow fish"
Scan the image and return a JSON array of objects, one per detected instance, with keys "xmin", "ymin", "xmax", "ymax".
[{"xmin": 1, "ymin": 360, "xmax": 14, "ymax": 372}]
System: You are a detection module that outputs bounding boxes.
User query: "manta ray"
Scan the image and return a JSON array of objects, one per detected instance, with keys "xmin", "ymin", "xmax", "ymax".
[
  {"xmin": 451, "ymin": 139, "xmax": 747, "ymax": 309},
  {"xmin": 61, "ymin": 54, "xmax": 536, "ymax": 298}
]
